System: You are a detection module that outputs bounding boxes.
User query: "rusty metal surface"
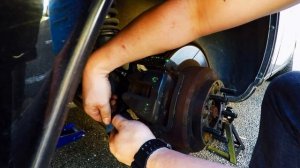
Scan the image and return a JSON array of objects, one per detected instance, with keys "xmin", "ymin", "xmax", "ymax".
[{"xmin": 164, "ymin": 66, "xmax": 219, "ymax": 152}]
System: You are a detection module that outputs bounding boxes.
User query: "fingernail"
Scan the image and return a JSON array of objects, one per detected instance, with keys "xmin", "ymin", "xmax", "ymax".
[{"xmin": 103, "ymin": 118, "xmax": 110, "ymax": 125}]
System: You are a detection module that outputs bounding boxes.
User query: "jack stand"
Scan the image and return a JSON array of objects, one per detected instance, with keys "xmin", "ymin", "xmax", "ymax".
[
  {"xmin": 206, "ymin": 122, "xmax": 245, "ymax": 164},
  {"xmin": 56, "ymin": 123, "xmax": 85, "ymax": 149}
]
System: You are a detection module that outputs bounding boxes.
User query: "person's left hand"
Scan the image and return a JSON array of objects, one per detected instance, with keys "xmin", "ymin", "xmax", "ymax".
[
  {"xmin": 109, "ymin": 115, "xmax": 155, "ymax": 166},
  {"xmin": 82, "ymin": 50, "xmax": 115, "ymax": 125}
]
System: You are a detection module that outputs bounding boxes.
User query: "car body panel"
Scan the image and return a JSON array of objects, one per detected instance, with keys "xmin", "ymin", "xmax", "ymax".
[{"xmin": 265, "ymin": 4, "xmax": 300, "ymax": 79}]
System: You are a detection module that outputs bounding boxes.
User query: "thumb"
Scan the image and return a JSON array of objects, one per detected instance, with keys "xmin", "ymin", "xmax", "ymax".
[{"xmin": 112, "ymin": 115, "xmax": 128, "ymax": 131}]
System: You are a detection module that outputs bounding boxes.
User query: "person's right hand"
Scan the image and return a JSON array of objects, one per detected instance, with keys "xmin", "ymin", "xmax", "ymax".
[
  {"xmin": 109, "ymin": 115, "xmax": 156, "ymax": 166},
  {"xmin": 82, "ymin": 57, "xmax": 112, "ymax": 125}
]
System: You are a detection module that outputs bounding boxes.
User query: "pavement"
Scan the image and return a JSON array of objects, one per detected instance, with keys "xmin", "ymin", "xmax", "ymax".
[{"xmin": 51, "ymin": 104, "xmax": 128, "ymax": 168}]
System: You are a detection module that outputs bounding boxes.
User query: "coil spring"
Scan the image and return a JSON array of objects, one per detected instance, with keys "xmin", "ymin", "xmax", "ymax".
[
  {"xmin": 96, "ymin": 5, "xmax": 120, "ymax": 47},
  {"xmin": 100, "ymin": 6, "xmax": 120, "ymax": 36}
]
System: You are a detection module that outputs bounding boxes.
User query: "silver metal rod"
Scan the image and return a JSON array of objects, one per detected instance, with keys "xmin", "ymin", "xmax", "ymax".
[{"xmin": 31, "ymin": 0, "xmax": 113, "ymax": 167}]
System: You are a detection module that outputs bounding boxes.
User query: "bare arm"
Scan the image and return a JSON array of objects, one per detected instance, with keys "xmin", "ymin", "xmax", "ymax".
[
  {"xmin": 83, "ymin": 0, "xmax": 299, "ymax": 124},
  {"xmin": 86, "ymin": 0, "xmax": 298, "ymax": 72},
  {"xmin": 147, "ymin": 148, "xmax": 230, "ymax": 168}
]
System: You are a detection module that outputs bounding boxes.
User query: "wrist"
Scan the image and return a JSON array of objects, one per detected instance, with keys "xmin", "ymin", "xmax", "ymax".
[
  {"xmin": 87, "ymin": 43, "xmax": 126, "ymax": 76},
  {"xmin": 86, "ymin": 49, "xmax": 114, "ymax": 75},
  {"xmin": 131, "ymin": 139, "xmax": 171, "ymax": 168}
]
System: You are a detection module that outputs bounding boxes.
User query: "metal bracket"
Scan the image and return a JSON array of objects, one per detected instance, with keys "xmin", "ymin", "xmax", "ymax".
[{"xmin": 207, "ymin": 122, "xmax": 245, "ymax": 164}]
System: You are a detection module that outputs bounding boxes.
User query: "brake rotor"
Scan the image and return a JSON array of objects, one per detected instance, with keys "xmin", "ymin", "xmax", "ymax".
[
  {"xmin": 168, "ymin": 45, "xmax": 208, "ymax": 69},
  {"xmin": 121, "ymin": 45, "xmax": 224, "ymax": 153},
  {"xmin": 165, "ymin": 66, "xmax": 224, "ymax": 152}
]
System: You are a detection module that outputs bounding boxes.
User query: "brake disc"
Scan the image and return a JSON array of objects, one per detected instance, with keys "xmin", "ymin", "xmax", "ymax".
[
  {"xmin": 168, "ymin": 45, "xmax": 208, "ymax": 69},
  {"xmin": 115, "ymin": 45, "xmax": 226, "ymax": 153},
  {"xmin": 164, "ymin": 66, "xmax": 224, "ymax": 153}
]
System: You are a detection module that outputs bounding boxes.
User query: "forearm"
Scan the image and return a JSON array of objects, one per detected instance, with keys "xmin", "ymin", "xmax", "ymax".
[
  {"xmin": 86, "ymin": 0, "xmax": 203, "ymax": 73},
  {"xmin": 147, "ymin": 148, "xmax": 230, "ymax": 168},
  {"xmin": 87, "ymin": 0, "xmax": 298, "ymax": 73}
]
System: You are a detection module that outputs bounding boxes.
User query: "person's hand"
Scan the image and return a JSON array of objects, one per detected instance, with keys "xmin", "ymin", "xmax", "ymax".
[
  {"xmin": 82, "ymin": 56, "xmax": 113, "ymax": 125},
  {"xmin": 109, "ymin": 115, "xmax": 156, "ymax": 166}
]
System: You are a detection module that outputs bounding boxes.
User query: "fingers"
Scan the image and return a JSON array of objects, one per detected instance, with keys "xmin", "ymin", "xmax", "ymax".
[
  {"xmin": 83, "ymin": 102, "xmax": 112, "ymax": 124},
  {"xmin": 112, "ymin": 114, "xmax": 128, "ymax": 130},
  {"xmin": 98, "ymin": 103, "xmax": 112, "ymax": 125},
  {"xmin": 84, "ymin": 105, "xmax": 102, "ymax": 122}
]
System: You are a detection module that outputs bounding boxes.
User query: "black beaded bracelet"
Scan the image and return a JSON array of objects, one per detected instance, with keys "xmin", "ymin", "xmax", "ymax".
[{"xmin": 131, "ymin": 139, "xmax": 171, "ymax": 168}]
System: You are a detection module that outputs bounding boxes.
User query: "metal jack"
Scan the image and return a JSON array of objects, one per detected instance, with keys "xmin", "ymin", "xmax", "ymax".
[{"xmin": 206, "ymin": 108, "xmax": 245, "ymax": 164}]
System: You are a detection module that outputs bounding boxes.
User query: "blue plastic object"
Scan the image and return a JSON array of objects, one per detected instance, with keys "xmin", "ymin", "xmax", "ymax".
[{"xmin": 56, "ymin": 123, "xmax": 85, "ymax": 148}]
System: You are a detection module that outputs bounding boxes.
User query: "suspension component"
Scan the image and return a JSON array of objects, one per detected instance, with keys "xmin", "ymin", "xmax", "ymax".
[
  {"xmin": 100, "ymin": 7, "xmax": 120, "ymax": 36},
  {"xmin": 106, "ymin": 43, "xmax": 245, "ymax": 163},
  {"xmin": 96, "ymin": 4, "xmax": 120, "ymax": 46},
  {"xmin": 161, "ymin": 66, "xmax": 223, "ymax": 152}
]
